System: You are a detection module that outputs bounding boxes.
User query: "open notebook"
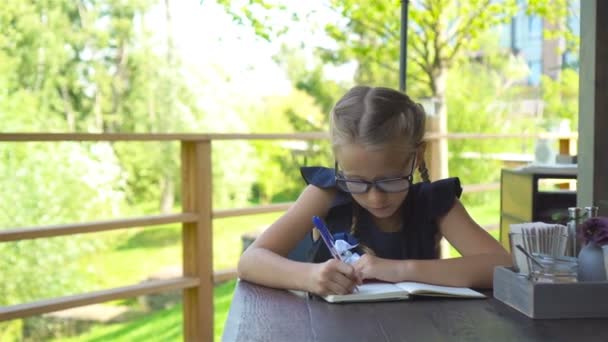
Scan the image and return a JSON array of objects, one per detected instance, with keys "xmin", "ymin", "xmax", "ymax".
[{"xmin": 323, "ymin": 281, "xmax": 486, "ymax": 303}]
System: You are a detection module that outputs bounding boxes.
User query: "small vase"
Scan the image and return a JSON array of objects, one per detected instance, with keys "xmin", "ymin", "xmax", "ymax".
[
  {"xmin": 577, "ymin": 242, "xmax": 607, "ymax": 281},
  {"xmin": 534, "ymin": 138, "xmax": 555, "ymax": 164}
]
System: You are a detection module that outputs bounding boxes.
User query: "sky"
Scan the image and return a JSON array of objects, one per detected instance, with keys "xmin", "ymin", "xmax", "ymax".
[
  {"xmin": 148, "ymin": 0, "xmax": 289, "ymax": 97},
  {"xmin": 146, "ymin": 0, "xmax": 354, "ymax": 100}
]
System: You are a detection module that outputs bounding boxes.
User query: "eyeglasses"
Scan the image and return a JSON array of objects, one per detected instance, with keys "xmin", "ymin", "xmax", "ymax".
[{"xmin": 334, "ymin": 156, "xmax": 416, "ymax": 194}]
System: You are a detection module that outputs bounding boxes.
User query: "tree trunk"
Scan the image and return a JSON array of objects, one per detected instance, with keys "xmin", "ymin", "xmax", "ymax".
[
  {"xmin": 60, "ymin": 84, "xmax": 76, "ymax": 131},
  {"xmin": 158, "ymin": 0, "xmax": 176, "ymax": 213},
  {"xmin": 160, "ymin": 174, "xmax": 174, "ymax": 214}
]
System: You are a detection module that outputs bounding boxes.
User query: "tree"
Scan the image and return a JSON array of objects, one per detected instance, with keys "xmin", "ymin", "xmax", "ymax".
[
  {"xmin": 447, "ymin": 33, "xmax": 534, "ymax": 205},
  {"xmin": 1, "ymin": 0, "xmax": 261, "ymax": 214},
  {"xmin": 528, "ymin": 0, "xmax": 580, "ymax": 131},
  {"xmin": 527, "ymin": 0, "xmax": 580, "ymax": 66},
  {"xmin": 218, "ymin": 0, "xmax": 519, "ymax": 179},
  {"xmin": 540, "ymin": 68, "xmax": 579, "ymax": 130},
  {"xmin": 244, "ymin": 88, "xmax": 331, "ymax": 203}
]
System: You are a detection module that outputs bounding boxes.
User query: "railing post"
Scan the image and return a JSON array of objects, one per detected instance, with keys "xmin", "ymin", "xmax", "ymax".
[
  {"xmin": 426, "ymin": 136, "xmax": 442, "ymax": 182},
  {"xmin": 181, "ymin": 140, "xmax": 213, "ymax": 342}
]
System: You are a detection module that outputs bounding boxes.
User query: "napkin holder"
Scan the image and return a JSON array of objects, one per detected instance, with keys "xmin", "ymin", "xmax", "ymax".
[{"xmin": 493, "ymin": 266, "xmax": 608, "ymax": 319}]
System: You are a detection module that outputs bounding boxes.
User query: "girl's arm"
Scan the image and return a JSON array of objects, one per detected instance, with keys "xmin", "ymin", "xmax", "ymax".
[
  {"xmin": 354, "ymin": 199, "xmax": 512, "ymax": 288},
  {"xmin": 238, "ymin": 185, "xmax": 360, "ymax": 295},
  {"xmin": 424, "ymin": 199, "xmax": 512, "ymax": 287}
]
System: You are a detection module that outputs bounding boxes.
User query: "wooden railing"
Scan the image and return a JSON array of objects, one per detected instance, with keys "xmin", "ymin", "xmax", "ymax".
[{"xmin": 0, "ymin": 132, "xmax": 577, "ymax": 341}]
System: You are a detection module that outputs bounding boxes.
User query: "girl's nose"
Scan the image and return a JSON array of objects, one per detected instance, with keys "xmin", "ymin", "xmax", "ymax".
[{"xmin": 366, "ymin": 186, "xmax": 387, "ymax": 203}]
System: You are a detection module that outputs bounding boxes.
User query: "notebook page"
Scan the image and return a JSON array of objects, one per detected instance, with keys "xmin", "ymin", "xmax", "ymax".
[
  {"xmin": 394, "ymin": 282, "xmax": 485, "ymax": 298},
  {"xmin": 323, "ymin": 282, "xmax": 406, "ymax": 303},
  {"xmin": 355, "ymin": 282, "xmax": 403, "ymax": 295}
]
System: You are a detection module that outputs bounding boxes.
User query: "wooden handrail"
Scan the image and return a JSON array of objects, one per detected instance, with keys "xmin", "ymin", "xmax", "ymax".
[
  {"xmin": 213, "ymin": 203, "xmax": 292, "ymax": 219},
  {"xmin": 0, "ymin": 213, "xmax": 198, "ymax": 242},
  {"xmin": 0, "ymin": 132, "xmax": 328, "ymax": 142},
  {"xmin": 211, "ymin": 182, "xmax": 499, "ymax": 219},
  {"xmin": 424, "ymin": 132, "xmax": 578, "ymax": 140},
  {"xmin": 0, "ymin": 132, "xmax": 577, "ymax": 142},
  {"xmin": 0, "ymin": 277, "xmax": 199, "ymax": 321}
]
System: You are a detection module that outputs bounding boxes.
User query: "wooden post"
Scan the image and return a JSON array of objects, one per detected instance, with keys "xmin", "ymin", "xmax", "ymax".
[
  {"xmin": 558, "ymin": 136, "xmax": 577, "ymax": 190},
  {"xmin": 426, "ymin": 135, "xmax": 441, "ymax": 182},
  {"xmin": 181, "ymin": 140, "xmax": 213, "ymax": 342},
  {"xmin": 425, "ymin": 125, "xmax": 444, "ymax": 182},
  {"xmin": 578, "ymin": 0, "xmax": 608, "ymax": 215},
  {"xmin": 558, "ymin": 136, "xmax": 576, "ymax": 156}
]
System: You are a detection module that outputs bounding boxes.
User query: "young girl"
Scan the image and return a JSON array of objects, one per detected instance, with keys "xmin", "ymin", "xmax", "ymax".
[{"xmin": 238, "ymin": 86, "xmax": 511, "ymax": 296}]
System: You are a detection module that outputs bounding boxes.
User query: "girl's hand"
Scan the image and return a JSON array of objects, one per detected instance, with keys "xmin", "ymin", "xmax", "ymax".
[
  {"xmin": 308, "ymin": 259, "xmax": 362, "ymax": 296},
  {"xmin": 353, "ymin": 254, "xmax": 404, "ymax": 283}
]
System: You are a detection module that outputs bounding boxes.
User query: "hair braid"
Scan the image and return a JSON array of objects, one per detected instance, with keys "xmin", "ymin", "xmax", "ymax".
[
  {"xmin": 418, "ymin": 158, "xmax": 431, "ymax": 183},
  {"xmin": 349, "ymin": 201, "xmax": 375, "ymax": 255}
]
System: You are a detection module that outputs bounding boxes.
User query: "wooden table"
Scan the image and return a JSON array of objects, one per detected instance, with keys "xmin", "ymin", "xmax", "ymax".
[{"xmin": 223, "ymin": 280, "xmax": 608, "ymax": 341}]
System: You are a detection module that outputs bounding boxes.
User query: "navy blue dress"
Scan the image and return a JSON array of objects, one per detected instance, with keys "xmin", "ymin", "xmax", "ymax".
[{"xmin": 287, "ymin": 167, "xmax": 462, "ymax": 263}]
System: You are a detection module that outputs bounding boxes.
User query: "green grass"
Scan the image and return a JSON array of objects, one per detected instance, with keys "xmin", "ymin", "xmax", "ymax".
[
  {"xmin": 79, "ymin": 212, "xmax": 282, "ymax": 289},
  {"xmin": 213, "ymin": 212, "xmax": 282, "ymax": 269},
  {"xmin": 53, "ymin": 280, "xmax": 237, "ymax": 342},
  {"xmin": 462, "ymin": 190, "xmax": 500, "ymax": 227}
]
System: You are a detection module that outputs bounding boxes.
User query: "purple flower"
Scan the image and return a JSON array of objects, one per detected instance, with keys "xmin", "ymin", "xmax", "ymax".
[{"xmin": 579, "ymin": 216, "xmax": 608, "ymax": 246}]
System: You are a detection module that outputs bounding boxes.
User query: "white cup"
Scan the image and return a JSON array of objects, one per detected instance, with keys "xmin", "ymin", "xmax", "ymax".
[{"xmin": 603, "ymin": 245, "xmax": 608, "ymax": 277}]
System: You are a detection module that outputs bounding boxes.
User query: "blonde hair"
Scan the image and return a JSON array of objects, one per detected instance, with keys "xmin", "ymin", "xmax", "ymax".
[{"xmin": 330, "ymin": 86, "xmax": 431, "ymax": 254}]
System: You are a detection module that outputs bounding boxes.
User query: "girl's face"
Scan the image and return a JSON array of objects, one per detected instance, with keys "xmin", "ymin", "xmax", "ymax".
[{"xmin": 335, "ymin": 143, "xmax": 416, "ymax": 220}]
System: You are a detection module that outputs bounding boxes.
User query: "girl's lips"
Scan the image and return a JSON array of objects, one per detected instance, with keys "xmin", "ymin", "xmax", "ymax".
[{"xmin": 370, "ymin": 205, "xmax": 390, "ymax": 211}]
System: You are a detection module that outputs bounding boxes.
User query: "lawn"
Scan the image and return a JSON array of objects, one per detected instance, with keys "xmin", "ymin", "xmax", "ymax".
[
  {"xmin": 50, "ymin": 192, "xmax": 500, "ymax": 341},
  {"xmin": 462, "ymin": 190, "xmax": 500, "ymax": 227},
  {"xmin": 54, "ymin": 280, "xmax": 236, "ymax": 342},
  {"xmin": 78, "ymin": 211, "xmax": 283, "ymax": 289}
]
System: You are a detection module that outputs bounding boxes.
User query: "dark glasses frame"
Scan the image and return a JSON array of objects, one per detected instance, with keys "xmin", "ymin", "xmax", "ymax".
[{"xmin": 334, "ymin": 155, "xmax": 417, "ymax": 194}]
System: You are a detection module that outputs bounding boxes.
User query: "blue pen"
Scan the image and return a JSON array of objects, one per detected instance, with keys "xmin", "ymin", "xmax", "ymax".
[
  {"xmin": 312, "ymin": 216, "xmax": 342, "ymax": 261},
  {"xmin": 312, "ymin": 216, "xmax": 360, "ymax": 293}
]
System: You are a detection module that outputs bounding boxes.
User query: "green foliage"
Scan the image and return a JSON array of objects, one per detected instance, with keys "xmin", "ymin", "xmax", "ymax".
[
  {"xmin": 219, "ymin": 0, "xmax": 518, "ymax": 96},
  {"xmin": 242, "ymin": 89, "xmax": 332, "ymax": 203},
  {"xmin": 0, "ymin": 142, "xmax": 126, "ymax": 306},
  {"xmin": 540, "ymin": 68, "xmax": 579, "ymax": 130},
  {"xmin": 0, "ymin": 0, "xmax": 155, "ymax": 131},
  {"xmin": 0, "ymin": 320, "xmax": 23, "ymax": 342},
  {"xmin": 0, "ymin": 1, "xmax": 205, "ymax": 337},
  {"xmin": 0, "ymin": 0, "xmax": 218, "ymax": 214},
  {"xmin": 447, "ymin": 36, "xmax": 536, "ymax": 203},
  {"xmin": 526, "ymin": 0, "xmax": 580, "ymax": 62}
]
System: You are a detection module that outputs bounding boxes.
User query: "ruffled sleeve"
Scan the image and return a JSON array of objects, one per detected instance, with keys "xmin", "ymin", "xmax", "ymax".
[
  {"xmin": 300, "ymin": 167, "xmax": 336, "ymax": 189},
  {"xmin": 300, "ymin": 166, "xmax": 351, "ymax": 208},
  {"xmin": 423, "ymin": 177, "xmax": 463, "ymax": 220},
  {"xmin": 398, "ymin": 177, "xmax": 462, "ymax": 259}
]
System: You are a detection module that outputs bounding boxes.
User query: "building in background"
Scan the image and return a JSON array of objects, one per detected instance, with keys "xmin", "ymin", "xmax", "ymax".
[{"xmin": 500, "ymin": 0, "xmax": 580, "ymax": 86}]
